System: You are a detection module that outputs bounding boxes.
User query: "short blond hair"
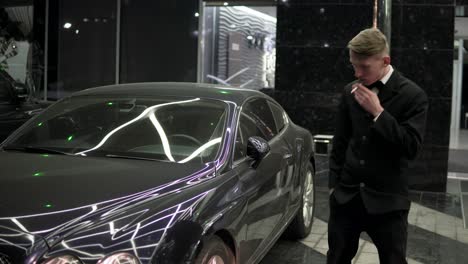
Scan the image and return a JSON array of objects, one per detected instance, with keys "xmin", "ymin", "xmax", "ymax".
[{"xmin": 348, "ymin": 28, "xmax": 389, "ymax": 56}]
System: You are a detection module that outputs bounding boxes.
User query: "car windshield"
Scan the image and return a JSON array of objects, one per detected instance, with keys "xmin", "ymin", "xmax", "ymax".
[{"xmin": 3, "ymin": 95, "xmax": 228, "ymax": 163}]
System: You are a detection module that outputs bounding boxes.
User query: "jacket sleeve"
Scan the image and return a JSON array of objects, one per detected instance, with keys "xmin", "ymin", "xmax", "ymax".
[
  {"xmin": 329, "ymin": 90, "xmax": 352, "ymax": 189},
  {"xmin": 371, "ymin": 90, "xmax": 429, "ymax": 160}
]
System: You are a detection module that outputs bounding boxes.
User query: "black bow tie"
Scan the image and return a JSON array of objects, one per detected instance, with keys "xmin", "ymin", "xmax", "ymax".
[{"xmin": 365, "ymin": 80, "xmax": 384, "ymax": 89}]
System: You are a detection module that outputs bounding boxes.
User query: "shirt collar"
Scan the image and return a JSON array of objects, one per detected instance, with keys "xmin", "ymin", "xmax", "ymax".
[{"xmin": 380, "ymin": 65, "xmax": 394, "ymax": 85}]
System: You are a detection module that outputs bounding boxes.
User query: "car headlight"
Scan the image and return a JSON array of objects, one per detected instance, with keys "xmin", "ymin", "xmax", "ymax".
[
  {"xmin": 42, "ymin": 255, "xmax": 81, "ymax": 264},
  {"xmin": 98, "ymin": 252, "xmax": 140, "ymax": 264}
]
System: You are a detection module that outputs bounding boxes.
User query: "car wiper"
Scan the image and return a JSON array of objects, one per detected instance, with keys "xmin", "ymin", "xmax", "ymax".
[
  {"xmin": 2, "ymin": 145, "xmax": 73, "ymax": 155},
  {"xmin": 105, "ymin": 154, "xmax": 160, "ymax": 161}
]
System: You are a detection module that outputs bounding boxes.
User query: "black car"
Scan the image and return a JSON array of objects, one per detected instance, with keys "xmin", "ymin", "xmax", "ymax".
[
  {"xmin": 0, "ymin": 83, "xmax": 316, "ymax": 264},
  {"xmin": 0, "ymin": 70, "xmax": 46, "ymax": 141}
]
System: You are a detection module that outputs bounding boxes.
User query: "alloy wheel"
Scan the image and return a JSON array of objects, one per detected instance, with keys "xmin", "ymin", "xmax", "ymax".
[
  {"xmin": 302, "ymin": 169, "xmax": 314, "ymax": 227},
  {"xmin": 207, "ymin": 255, "xmax": 225, "ymax": 264}
]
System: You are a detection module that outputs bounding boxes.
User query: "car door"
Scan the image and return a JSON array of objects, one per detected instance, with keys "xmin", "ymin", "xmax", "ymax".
[
  {"xmin": 267, "ymin": 100, "xmax": 304, "ymax": 215},
  {"xmin": 232, "ymin": 98, "xmax": 293, "ymax": 263}
]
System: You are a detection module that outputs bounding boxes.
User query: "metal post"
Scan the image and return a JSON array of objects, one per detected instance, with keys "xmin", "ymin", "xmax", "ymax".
[
  {"xmin": 115, "ymin": 0, "xmax": 121, "ymax": 84},
  {"xmin": 197, "ymin": 0, "xmax": 205, "ymax": 83},
  {"xmin": 457, "ymin": 40, "xmax": 464, "ymax": 130},
  {"xmin": 454, "ymin": 39, "xmax": 464, "ymax": 131},
  {"xmin": 377, "ymin": 0, "xmax": 392, "ymax": 51},
  {"xmin": 43, "ymin": 0, "xmax": 49, "ymax": 100}
]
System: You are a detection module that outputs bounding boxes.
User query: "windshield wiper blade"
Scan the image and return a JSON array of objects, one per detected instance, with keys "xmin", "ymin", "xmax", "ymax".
[
  {"xmin": 105, "ymin": 154, "xmax": 160, "ymax": 161},
  {"xmin": 2, "ymin": 145, "xmax": 73, "ymax": 155}
]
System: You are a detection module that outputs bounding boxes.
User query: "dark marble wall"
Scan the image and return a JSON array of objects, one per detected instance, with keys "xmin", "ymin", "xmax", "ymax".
[
  {"xmin": 391, "ymin": 0, "xmax": 454, "ymax": 191},
  {"xmin": 275, "ymin": 0, "xmax": 374, "ymax": 134},
  {"xmin": 275, "ymin": 0, "xmax": 454, "ymax": 191}
]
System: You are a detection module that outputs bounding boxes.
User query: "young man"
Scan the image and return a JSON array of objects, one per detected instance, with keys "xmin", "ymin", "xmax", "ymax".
[{"xmin": 327, "ymin": 28, "xmax": 429, "ymax": 264}]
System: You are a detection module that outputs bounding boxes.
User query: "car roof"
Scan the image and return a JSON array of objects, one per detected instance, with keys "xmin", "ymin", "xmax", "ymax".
[{"xmin": 72, "ymin": 82, "xmax": 272, "ymax": 105}]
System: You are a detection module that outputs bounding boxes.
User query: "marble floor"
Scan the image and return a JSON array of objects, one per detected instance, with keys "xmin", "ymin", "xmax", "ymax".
[
  {"xmin": 449, "ymin": 129, "xmax": 468, "ymax": 150},
  {"xmin": 260, "ymin": 154, "xmax": 468, "ymax": 264}
]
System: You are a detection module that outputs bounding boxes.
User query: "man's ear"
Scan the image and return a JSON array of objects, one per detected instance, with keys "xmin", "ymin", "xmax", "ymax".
[{"xmin": 383, "ymin": 56, "xmax": 391, "ymax": 66}]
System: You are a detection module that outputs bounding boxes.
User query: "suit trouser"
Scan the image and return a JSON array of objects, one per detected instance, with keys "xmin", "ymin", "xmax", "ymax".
[{"xmin": 327, "ymin": 193, "xmax": 409, "ymax": 264}]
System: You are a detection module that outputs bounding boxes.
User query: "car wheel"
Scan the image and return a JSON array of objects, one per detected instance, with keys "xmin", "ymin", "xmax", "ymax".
[
  {"xmin": 194, "ymin": 236, "xmax": 235, "ymax": 264},
  {"xmin": 284, "ymin": 162, "xmax": 315, "ymax": 239}
]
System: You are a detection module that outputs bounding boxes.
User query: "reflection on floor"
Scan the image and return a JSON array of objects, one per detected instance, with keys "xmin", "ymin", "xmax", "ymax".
[
  {"xmin": 260, "ymin": 156, "xmax": 468, "ymax": 264},
  {"xmin": 449, "ymin": 129, "xmax": 468, "ymax": 150}
]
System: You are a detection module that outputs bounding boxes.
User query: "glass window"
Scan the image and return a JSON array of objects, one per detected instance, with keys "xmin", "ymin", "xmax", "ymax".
[
  {"xmin": 268, "ymin": 101, "xmax": 287, "ymax": 132},
  {"xmin": 0, "ymin": 72, "xmax": 13, "ymax": 102},
  {"xmin": 200, "ymin": 4, "xmax": 276, "ymax": 90},
  {"xmin": 233, "ymin": 98, "xmax": 276, "ymax": 160},
  {"xmin": 47, "ymin": 0, "xmax": 117, "ymax": 99},
  {"xmin": 0, "ymin": 87, "xmax": 10, "ymax": 102},
  {"xmin": 4, "ymin": 96, "xmax": 227, "ymax": 164},
  {"xmin": 120, "ymin": 0, "xmax": 198, "ymax": 83},
  {"xmin": 0, "ymin": 4, "xmax": 45, "ymax": 100},
  {"xmin": 243, "ymin": 98, "xmax": 277, "ymax": 139}
]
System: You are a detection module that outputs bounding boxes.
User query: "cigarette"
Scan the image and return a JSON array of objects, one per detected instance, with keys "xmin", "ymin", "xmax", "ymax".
[{"xmin": 351, "ymin": 86, "xmax": 358, "ymax": 94}]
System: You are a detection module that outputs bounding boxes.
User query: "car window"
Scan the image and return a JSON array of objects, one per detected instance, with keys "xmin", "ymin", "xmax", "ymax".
[
  {"xmin": 0, "ymin": 86, "xmax": 10, "ymax": 102},
  {"xmin": 233, "ymin": 98, "xmax": 277, "ymax": 161},
  {"xmin": 0, "ymin": 73, "xmax": 12, "ymax": 102},
  {"xmin": 268, "ymin": 101, "xmax": 287, "ymax": 132},
  {"xmin": 243, "ymin": 98, "xmax": 277, "ymax": 139},
  {"xmin": 4, "ymin": 96, "xmax": 228, "ymax": 164}
]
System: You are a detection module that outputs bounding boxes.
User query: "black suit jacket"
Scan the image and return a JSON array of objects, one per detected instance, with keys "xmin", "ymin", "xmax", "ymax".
[{"xmin": 329, "ymin": 69, "xmax": 429, "ymax": 214}]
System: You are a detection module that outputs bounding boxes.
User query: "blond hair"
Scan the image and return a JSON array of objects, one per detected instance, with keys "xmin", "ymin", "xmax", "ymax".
[{"xmin": 348, "ymin": 28, "xmax": 389, "ymax": 56}]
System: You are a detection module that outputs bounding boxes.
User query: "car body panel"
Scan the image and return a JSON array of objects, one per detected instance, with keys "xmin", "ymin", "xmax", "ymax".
[{"xmin": 0, "ymin": 83, "xmax": 314, "ymax": 264}]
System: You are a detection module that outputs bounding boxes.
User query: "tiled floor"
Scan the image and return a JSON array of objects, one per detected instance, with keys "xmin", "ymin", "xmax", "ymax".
[
  {"xmin": 449, "ymin": 129, "xmax": 468, "ymax": 149},
  {"xmin": 260, "ymin": 155, "xmax": 468, "ymax": 264},
  {"xmin": 261, "ymin": 188, "xmax": 468, "ymax": 264}
]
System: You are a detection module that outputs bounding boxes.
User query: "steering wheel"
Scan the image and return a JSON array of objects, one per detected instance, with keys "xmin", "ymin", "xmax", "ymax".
[{"xmin": 167, "ymin": 134, "xmax": 202, "ymax": 146}]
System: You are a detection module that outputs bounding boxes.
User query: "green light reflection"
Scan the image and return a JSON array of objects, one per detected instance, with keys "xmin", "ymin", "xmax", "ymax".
[{"xmin": 33, "ymin": 172, "xmax": 44, "ymax": 177}]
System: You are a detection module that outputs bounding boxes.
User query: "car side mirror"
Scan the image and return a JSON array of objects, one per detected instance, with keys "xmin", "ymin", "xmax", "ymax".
[{"xmin": 246, "ymin": 136, "xmax": 270, "ymax": 163}]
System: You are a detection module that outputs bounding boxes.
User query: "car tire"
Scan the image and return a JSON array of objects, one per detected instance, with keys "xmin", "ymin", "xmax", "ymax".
[
  {"xmin": 284, "ymin": 162, "xmax": 315, "ymax": 239},
  {"xmin": 194, "ymin": 236, "xmax": 235, "ymax": 264}
]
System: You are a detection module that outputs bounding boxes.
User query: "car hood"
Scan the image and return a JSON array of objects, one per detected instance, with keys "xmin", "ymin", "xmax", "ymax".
[
  {"xmin": 0, "ymin": 151, "xmax": 206, "ymax": 218},
  {"xmin": 0, "ymin": 151, "xmax": 216, "ymax": 262}
]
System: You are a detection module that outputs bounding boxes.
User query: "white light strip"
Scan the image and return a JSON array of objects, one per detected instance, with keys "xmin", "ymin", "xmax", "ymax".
[
  {"xmin": 11, "ymin": 218, "xmax": 34, "ymax": 244},
  {"xmin": 149, "ymin": 112, "xmax": 175, "ymax": 162},
  {"xmin": 178, "ymin": 137, "xmax": 222, "ymax": 164},
  {"xmin": 225, "ymin": 67, "xmax": 250, "ymax": 82},
  {"xmin": 234, "ymin": 6, "xmax": 277, "ymax": 23},
  {"xmin": 131, "ymin": 222, "xmax": 141, "ymax": 258},
  {"xmin": 11, "ymin": 218, "xmax": 29, "ymax": 233},
  {"xmin": 61, "ymin": 240, "xmax": 105, "ymax": 258},
  {"xmin": 109, "ymin": 222, "xmax": 115, "ymax": 235}
]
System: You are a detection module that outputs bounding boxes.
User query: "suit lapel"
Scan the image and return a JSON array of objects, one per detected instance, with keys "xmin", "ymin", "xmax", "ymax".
[{"xmin": 378, "ymin": 69, "xmax": 401, "ymax": 104}]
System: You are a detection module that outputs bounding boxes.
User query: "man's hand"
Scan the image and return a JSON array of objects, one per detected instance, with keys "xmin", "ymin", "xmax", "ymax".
[
  {"xmin": 352, "ymin": 83, "xmax": 384, "ymax": 117},
  {"xmin": 329, "ymin": 188, "xmax": 335, "ymax": 195}
]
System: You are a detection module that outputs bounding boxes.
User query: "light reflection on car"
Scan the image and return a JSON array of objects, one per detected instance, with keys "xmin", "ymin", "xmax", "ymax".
[
  {"xmin": 6, "ymin": 96, "xmax": 227, "ymax": 164},
  {"xmin": 0, "ymin": 83, "xmax": 316, "ymax": 264}
]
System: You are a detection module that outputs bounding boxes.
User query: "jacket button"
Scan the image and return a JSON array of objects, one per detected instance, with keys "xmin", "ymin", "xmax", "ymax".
[
  {"xmin": 359, "ymin": 160, "xmax": 365, "ymax": 165},
  {"xmin": 360, "ymin": 182, "xmax": 365, "ymax": 188}
]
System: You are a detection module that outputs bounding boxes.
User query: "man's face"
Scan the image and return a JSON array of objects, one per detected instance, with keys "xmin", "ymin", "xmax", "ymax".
[{"xmin": 349, "ymin": 51, "xmax": 390, "ymax": 86}]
